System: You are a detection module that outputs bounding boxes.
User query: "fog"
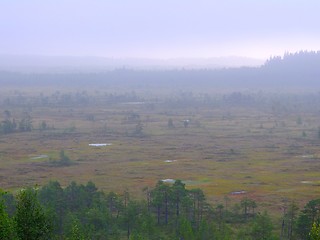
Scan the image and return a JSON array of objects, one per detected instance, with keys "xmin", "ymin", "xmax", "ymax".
[
  {"xmin": 2, "ymin": 3, "xmax": 320, "ymax": 238},
  {"xmin": 0, "ymin": 55, "xmax": 264, "ymax": 73},
  {"xmin": 1, "ymin": 51, "xmax": 319, "ymax": 92},
  {"xmin": 1, "ymin": 1, "xmax": 320, "ymax": 59}
]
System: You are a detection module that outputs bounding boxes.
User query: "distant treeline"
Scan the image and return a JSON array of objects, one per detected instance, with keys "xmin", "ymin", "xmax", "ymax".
[
  {"xmin": 1, "ymin": 51, "xmax": 320, "ymax": 89},
  {"xmin": 1, "ymin": 180, "xmax": 320, "ymax": 239}
]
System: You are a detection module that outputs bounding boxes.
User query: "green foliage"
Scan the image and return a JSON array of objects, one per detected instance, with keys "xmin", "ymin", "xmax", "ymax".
[
  {"xmin": 309, "ymin": 222, "xmax": 320, "ymax": 240},
  {"xmin": 14, "ymin": 188, "xmax": 52, "ymax": 240},
  {"xmin": 196, "ymin": 220, "xmax": 214, "ymax": 240},
  {"xmin": 49, "ymin": 150, "xmax": 74, "ymax": 166},
  {"xmin": 38, "ymin": 181, "xmax": 65, "ymax": 235},
  {"xmin": 0, "ymin": 110, "xmax": 36, "ymax": 134},
  {"xmin": 250, "ymin": 211, "xmax": 274, "ymax": 240},
  {"xmin": 0, "ymin": 111, "xmax": 17, "ymax": 134},
  {"xmin": 66, "ymin": 218, "xmax": 85, "ymax": 240},
  {"xmin": 297, "ymin": 199, "xmax": 320, "ymax": 239},
  {"xmin": 0, "ymin": 192, "xmax": 15, "ymax": 217},
  {"xmin": 210, "ymin": 221, "xmax": 233, "ymax": 240},
  {"xmin": 284, "ymin": 201, "xmax": 299, "ymax": 240},
  {"xmin": 1, "ymin": 181, "xmax": 319, "ymax": 239},
  {"xmin": 240, "ymin": 198, "xmax": 257, "ymax": 222},
  {"xmin": 236, "ymin": 226, "xmax": 251, "ymax": 240},
  {"xmin": 151, "ymin": 181, "xmax": 171, "ymax": 225},
  {"xmin": 189, "ymin": 188, "xmax": 206, "ymax": 228},
  {"xmin": 0, "ymin": 193, "xmax": 15, "ymax": 240},
  {"xmin": 83, "ymin": 207, "xmax": 110, "ymax": 239},
  {"xmin": 59, "ymin": 149, "xmax": 72, "ymax": 165},
  {"xmin": 171, "ymin": 180, "xmax": 188, "ymax": 218},
  {"xmin": 178, "ymin": 217, "xmax": 194, "ymax": 240}
]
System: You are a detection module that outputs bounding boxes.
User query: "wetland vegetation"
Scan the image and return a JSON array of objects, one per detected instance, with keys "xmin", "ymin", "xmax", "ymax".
[{"xmin": 1, "ymin": 52, "xmax": 320, "ymax": 239}]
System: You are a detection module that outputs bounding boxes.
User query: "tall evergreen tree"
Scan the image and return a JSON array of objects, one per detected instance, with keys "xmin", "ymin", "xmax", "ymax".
[
  {"xmin": 14, "ymin": 188, "xmax": 52, "ymax": 240},
  {"xmin": 0, "ymin": 193, "xmax": 15, "ymax": 240},
  {"xmin": 38, "ymin": 181, "xmax": 65, "ymax": 235},
  {"xmin": 251, "ymin": 211, "xmax": 274, "ymax": 240},
  {"xmin": 151, "ymin": 181, "xmax": 171, "ymax": 225},
  {"xmin": 297, "ymin": 199, "xmax": 320, "ymax": 240}
]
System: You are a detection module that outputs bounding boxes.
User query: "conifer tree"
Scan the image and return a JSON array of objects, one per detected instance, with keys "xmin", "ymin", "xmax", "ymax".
[
  {"xmin": 14, "ymin": 188, "xmax": 52, "ymax": 240},
  {"xmin": 0, "ymin": 193, "xmax": 15, "ymax": 240}
]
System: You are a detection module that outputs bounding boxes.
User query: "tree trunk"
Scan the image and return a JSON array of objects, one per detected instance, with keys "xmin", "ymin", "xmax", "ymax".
[{"xmin": 165, "ymin": 192, "xmax": 168, "ymax": 225}]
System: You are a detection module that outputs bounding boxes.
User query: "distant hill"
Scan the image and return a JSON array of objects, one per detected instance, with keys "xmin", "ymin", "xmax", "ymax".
[
  {"xmin": 258, "ymin": 50, "xmax": 320, "ymax": 87},
  {"xmin": 0, "ymin": 55, "xmax": 264, "ymax": 73},
  {"xmin": 0, "ymin": 51, "xmax": 319, "ymax": 90},
  {"xmin": 264, "ymin": 50, "xmax": 320, "ymax": 69}
]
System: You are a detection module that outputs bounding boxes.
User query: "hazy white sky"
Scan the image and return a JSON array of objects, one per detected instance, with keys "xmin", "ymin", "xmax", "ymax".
[{"xmin": 1, "ymin": 0, "xmax": 319, "ymax": 59}]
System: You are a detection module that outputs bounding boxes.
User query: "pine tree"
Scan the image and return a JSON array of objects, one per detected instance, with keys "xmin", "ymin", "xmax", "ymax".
[
  {"xmin": 251, "ymin": 211, "xmax": 274, "ymax": 240},
  {"xmin": 14, "ymin": 188, "xmax": 52, "ymax": 240},
  {"xmin": 0, "ymin": 193, "xmax": 15, "ymax": 240}
]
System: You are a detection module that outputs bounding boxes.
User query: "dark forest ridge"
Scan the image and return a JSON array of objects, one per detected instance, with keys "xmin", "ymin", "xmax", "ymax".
[
  {"xmin": 1, "ymin": 51, "xmax": 320, "ymax": 90},
  {"xmin": 0, "ymin": 50, "xmax": 318, "ymax": 73},
  {"xmin": 0, "ymin": 54, "xmax": 264, "ymax": 72}
]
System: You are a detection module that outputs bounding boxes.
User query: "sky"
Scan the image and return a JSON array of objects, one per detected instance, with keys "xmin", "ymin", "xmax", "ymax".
[{"xmin": 1, "ymin": 0, "xmax": 320, "ymax": 60}]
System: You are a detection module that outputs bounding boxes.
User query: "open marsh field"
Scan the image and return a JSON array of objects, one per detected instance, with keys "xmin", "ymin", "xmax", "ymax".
[{"xmin": 1, "ymin": 85, "xmax": 320, "ymax": 214}]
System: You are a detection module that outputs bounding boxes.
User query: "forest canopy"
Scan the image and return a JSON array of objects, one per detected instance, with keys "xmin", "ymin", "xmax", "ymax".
[{"xmin": 1, "ymin": 180, "xmax": 320, "ymax": 240}]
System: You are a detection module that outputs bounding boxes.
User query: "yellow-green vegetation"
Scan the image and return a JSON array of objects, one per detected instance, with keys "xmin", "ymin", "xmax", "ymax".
[{"xmin": 1, "ymin": 86, "xmax": 320, "ymax": 217}]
